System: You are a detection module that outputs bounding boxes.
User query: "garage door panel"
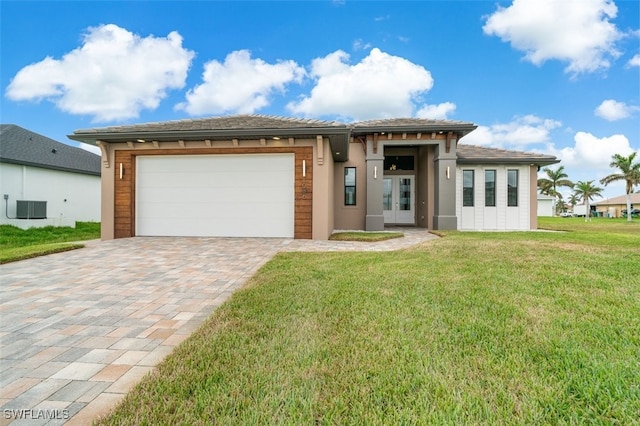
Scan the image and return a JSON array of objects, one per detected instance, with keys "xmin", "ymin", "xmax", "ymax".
[
  {"xmin": 138, "ymin": 189, "xmax": 293, "ymax": 210},
  {"xmin": 136, "ymin": 154, "xmax": 295, "ymax": 237},
  {"xmin": 138, "ymin": 218, "xmax": 291, "ymax": 238},
  {"xmin": 138, "ymin": 200, "xmax": 294, "ymax": 219}
]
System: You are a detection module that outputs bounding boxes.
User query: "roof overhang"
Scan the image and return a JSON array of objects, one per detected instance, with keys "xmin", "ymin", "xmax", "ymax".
[
  {"xmin": 456, "ymin": 157, "xmax": 560, "ymax": 167},
  {"xmin": 69, "ymin": 127, "xmax": 353, "ymax": 162},
  {"xmin": 0, "ymin": 158, "xmax": 101, "ymax": 176},
  {"xmin": 351, "ymin": 123, "xmax": 477, "ymax": 139}
]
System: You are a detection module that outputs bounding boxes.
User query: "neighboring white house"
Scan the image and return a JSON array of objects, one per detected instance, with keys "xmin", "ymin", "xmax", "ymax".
[
  {"xmin": 537, "ymin": 194, "xmax": 555, "ymax": 217},
  {"xmin": 0, "ymin": 124, "xmax": 101, "ymax": 229}
]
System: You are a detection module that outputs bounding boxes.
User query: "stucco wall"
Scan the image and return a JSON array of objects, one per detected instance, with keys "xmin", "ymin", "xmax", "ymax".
[
  {"xmin": 312, "ymin": 137, "xmax": 334, "ymax": 240},
  {"xmin": 333, "ymin": 141, "xmax": 367, "ymax": 231},
  {"xmin": 333, "ymin": 143, "xmax": 438, "ymax": 231},
  {"xmin": 0, "ymin": 163, "xmax": 100, "ymax": 229}
]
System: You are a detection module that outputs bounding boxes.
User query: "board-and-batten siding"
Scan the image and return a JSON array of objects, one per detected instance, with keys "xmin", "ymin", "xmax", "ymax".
[{"xmin": 456, "ymin": 165, "xmax": 530, "ymax": 231}]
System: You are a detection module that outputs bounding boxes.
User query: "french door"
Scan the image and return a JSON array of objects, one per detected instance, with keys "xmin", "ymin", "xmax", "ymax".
[{"xmin": 383, "ymin": 175, "xmax": 415, "ymax": 224}]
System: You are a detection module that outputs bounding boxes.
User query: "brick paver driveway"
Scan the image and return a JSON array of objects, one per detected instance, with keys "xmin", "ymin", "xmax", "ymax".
[{"xmin": 0, "ymin": 229, "xmax": 436, "ymax": 424}]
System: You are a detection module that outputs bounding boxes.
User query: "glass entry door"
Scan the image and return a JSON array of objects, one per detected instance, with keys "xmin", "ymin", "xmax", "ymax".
[{"xmin": 383, "ymin": 175, "xmax": 415, "ymax": 224}]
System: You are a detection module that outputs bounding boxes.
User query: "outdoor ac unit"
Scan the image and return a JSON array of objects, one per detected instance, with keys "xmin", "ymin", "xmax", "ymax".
[{"xmin": 16, "ymin": 200, "xmax": 47, "ymax": 219}]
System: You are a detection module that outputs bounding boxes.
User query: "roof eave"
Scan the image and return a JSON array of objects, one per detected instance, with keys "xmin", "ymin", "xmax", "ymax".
[
  {"xmin": 0, "ymin": 158, "xmax": 101, "ymax": 176},
  {"xmin": 351, "ymin": 123, "xmax": 477, "ymax": 136},
  {"xmin": 457, "ymin": 157, "xmax": 560, "ymax": 166},
  {"xmin": 68, "ymin": 126, "xmax": 351, "ymax": 145}
]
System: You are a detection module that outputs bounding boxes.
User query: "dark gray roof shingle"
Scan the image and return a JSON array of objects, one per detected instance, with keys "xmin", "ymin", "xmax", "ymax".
[{"xmin": 0, "ymin": 124, "xmax": 101, "ymax": 176}]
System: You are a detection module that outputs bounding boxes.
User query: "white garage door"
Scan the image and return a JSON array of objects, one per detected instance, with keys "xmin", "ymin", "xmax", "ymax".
[{"xmin": 136, "ymin": 154, "xmax": 295, "ymax": 237}]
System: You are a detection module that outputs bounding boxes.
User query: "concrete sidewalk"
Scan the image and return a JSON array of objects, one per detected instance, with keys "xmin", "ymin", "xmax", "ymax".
[{"xmin": 0, "ymin": 229, "xmax": 436, "ymax": 425}]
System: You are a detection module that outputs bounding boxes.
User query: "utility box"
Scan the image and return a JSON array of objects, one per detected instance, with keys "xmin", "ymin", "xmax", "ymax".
[
  {"xmin": 573, "ymin": 205, "xmax": 588, "ymax": 217},
  {"xmin": 16, "ymin": 200, "xmax": 47, "ymax": 219}
]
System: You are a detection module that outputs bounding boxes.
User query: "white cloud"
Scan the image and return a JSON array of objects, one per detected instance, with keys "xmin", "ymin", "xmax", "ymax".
[
  {"xmin": 547, "ymin": 132, "xmax": 636, "ymax": 171},
  {"xmin": 416, "ymin": 102, "xmax": 456, "ymax": 120},
  {"xmin": 594, "ymin": 99, "xmax": 638, "ymax": 121},
  {"xmin": 483, "ymin": 0, "xmax": 622, "ymax": 74},
  {"xmin": 287, "ymin": 48, "xmax": 434, "ymax": 120},
  {"xmin": 5, "ymin": 24, "xmax": 194, "ymax": 122},
  {"xmin": 176, "ymin": 50, "xmax": 305, "ymax": 115},
  {"xmin": 628, "ymin": 54, "xmax": 640, "ymax": 67},
  {"xmin": 538, "ymin": 131, "xmax": 639, "ymax": 199},
  {"xmin": 463, "ymin": 115, "xmax": 562, "ymax": 147},
  {"xmin": 353, "ymin": 39, "xmax": 372, "ymax": 51}
]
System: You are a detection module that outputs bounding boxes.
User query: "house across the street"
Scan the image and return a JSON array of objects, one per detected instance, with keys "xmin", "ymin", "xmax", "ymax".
[
  {"xmin": 1, "ymin": 124, "xmax": 101, "ymax": 229},
  {"xmin": 69, "ymin": 115, "xmax": 559, "ymax": 240},
  {"xmin": 593, "ymin": 193, "xmax": 640, "ymax": 218}
]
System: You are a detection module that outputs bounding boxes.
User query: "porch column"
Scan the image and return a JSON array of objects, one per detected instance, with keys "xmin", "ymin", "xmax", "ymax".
[
  {"xmin": 433, "ymin": 136, "xmax": 458, "ymax": 230},
  {"xmin": 365, "ymin": 135, "xmax": 384, "ymax": 231}
]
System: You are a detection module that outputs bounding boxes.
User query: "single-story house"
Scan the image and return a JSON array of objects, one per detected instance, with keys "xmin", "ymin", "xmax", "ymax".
[
  {"xmin": 0, "ymin": 124, "xmax": 101, "ymax": 229},
  {"xmin": 593, "ymin": 193, "xmax": 640, "ymax": 218},
  {"xmin": 537, "ymin": 194, "xmax": 556, "ymax": 217},
  {"xmin": 68, "ymin": 115, "xmax": 559, "ymax": 240}
]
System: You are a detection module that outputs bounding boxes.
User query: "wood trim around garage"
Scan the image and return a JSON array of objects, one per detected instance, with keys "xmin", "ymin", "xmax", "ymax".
[{"xmin": 114, "ymin": 147, "xmax": 313, "ymax": 239}]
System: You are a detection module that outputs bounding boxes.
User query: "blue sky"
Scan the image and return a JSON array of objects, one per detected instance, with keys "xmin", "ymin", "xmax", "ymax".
[{"xmin": 2, "ymin": 0, "xmax": 639, "ymax": 198}]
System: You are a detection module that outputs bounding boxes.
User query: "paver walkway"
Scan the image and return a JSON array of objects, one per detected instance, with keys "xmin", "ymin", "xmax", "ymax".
[{"xmin": 0, "ymin": 228, "xmax": 436, "ymax": 425}]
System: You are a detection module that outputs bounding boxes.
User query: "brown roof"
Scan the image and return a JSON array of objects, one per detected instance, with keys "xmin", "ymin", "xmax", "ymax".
[
  {"xmin": 68, "ymin": 115, "xmax": 558, "ymax": 166},
  {"xmin": 593, "ymin": 193, "xmax": 640, "ymax": 206},
  {"xmin": 353, "ymin": 117, "xmax": 475, "ymax": 128},
  {"xmin": 73, "ymin": 115, "xmax": 475, "ymax": 135},
  {"xmin": 352, "ymin": 117, "xmax": 477, "ymax": 136},
  {"xmin": 73, "ymin": 114, "xmax": 346, "ymax": 135},
  {"xmin": 457, "ymin": 144, "xmax": 559, "ymax": 166}
]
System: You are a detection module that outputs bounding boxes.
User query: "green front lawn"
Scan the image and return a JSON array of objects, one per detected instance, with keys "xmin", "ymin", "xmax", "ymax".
[
  {"xmin": 329, "ymin": 231, "xmax": 404, "ymax": 242},
  {"xmin": 100, "ymin": 219, "xmax": 640, "ymax": 425},
  {"xmin": 0, "ymin": 222, "xmax": 100, "ymax": 263}
]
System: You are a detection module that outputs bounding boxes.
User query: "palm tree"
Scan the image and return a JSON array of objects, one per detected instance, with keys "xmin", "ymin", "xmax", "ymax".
[
  {"xmin": 538, "ymin": 166, "xmax": 574, "ymax": 215},
  {"xmin": 573, "ymin": 180, "xmax": 603, "ymax": 221},
  {"xmin": 599, "ymin": 153, "xmax": 640, "ymax": 222},
  {"xmin": 567, "ymin": 193, "xmax": 580, "ymax": 212}
]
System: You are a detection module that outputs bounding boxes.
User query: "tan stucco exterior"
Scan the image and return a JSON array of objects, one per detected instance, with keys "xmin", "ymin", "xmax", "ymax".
[
  {"xmin": 71, "ymin": 115, "xmax": 558, "ymax": 240},
  {"xmin": 333, "ymin": 141, "xmax": 367, "ymax": 231},
  {"xmin": 593, "ymin": 193, "xmax": 640, "ymax": 217},
  {"xmin": 530, "ymin": 165, "xmax": 538, "ymax": 230},
  {"xmin": 312, "ymin": 137, "xmax": 334, "ymax": 240}
]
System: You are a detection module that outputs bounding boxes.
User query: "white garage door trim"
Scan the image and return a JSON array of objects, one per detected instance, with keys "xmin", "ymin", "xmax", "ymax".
[{"xmin": 136, "ymin": 153, "xmax": 295, "ymax": 237}]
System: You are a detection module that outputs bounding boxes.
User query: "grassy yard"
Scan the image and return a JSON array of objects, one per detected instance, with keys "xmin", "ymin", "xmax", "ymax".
[
  {"xmin": 0, "ymin": 222, "xmax": 100, "ymax": 263},
  {"xmin": 329, "ymin": 231, "xmax": 404, "ymax": 242},
  {"xmin": 100, "ymin": 218, "xmax": 639, "ymax": 425}
]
